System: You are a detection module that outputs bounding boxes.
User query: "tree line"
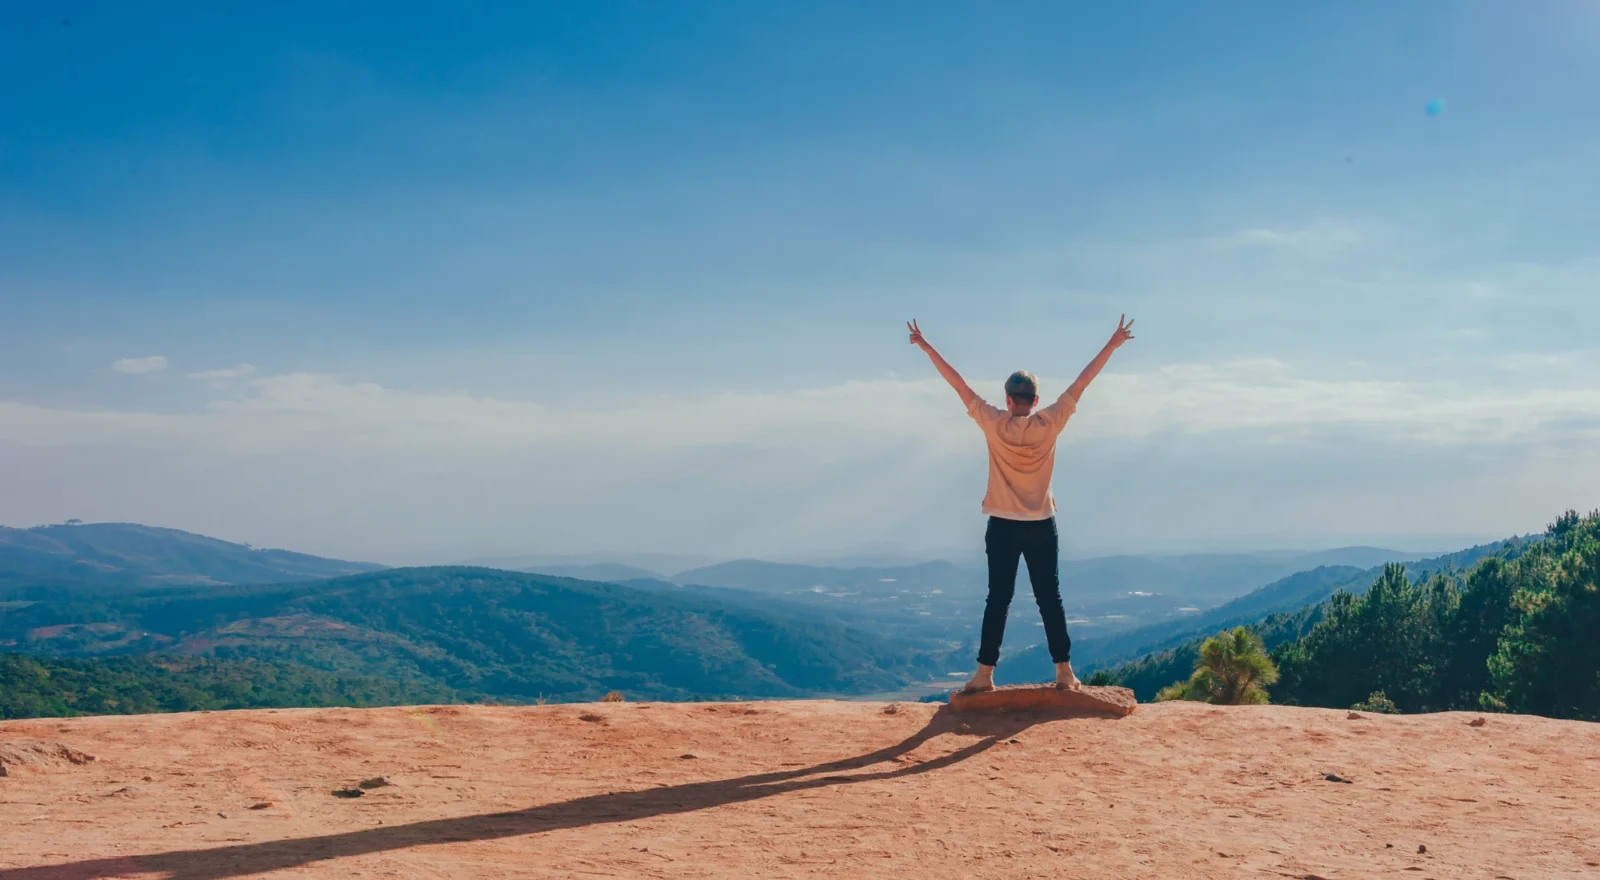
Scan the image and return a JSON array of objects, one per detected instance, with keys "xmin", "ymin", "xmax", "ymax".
[
  {"xmin": 0, "ymin": 654, "xmax": 459, "ymax": 719},
  {"xmin": 1104, "ymin": 510, "xmax": 1599, "ymax": 720}
]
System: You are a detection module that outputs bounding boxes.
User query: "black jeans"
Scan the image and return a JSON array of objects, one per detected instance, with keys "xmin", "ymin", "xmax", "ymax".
[{"xmin": 977, "ymin": 516, "xmax": 1072, "ymax": 667}]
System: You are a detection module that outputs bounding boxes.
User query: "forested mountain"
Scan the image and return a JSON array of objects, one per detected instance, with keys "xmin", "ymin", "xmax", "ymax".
[
  {"xmin": 1000, "ymin": 537, "xmax": 1525, "ymax": 684},
  {"xmin": 1, "ymin": 567, "xmax": 934, "ymax": 703},
  {"xmin": 1, "ymin": 654, "xmax": 458, "ymax": 719},
  {"xmin": 8, "ymin": 519, "xmax": 1581, "ymax": 718},
  {"xmin": 1097, "ymin": 511, "xmax": 1600, "ymax": 721},
  {"xmin": 521, "ymin": 563, "xmax": 674, "ymax": 582},
  {"xmin": 0, "ymin": 522, "xmax": 385, "ymax": 592},
  {"xmin": 0, "ymin": 521, "xmax": 1429, "ymax": 648}
]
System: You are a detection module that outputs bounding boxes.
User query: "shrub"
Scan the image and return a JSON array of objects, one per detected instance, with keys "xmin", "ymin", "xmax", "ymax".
[
  {"xmin": 1155, "ymin": 627, "xmax": 1279, "ymax": 705},
  {"xmin": 1351, "ymin": 690, "xmax": 1399, "ymax": 714}
]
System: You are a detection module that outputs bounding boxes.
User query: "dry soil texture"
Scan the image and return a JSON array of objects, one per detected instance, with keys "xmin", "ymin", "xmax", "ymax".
[{"xmin": 2, "ymin": 700, "xmax": 1598, "ymax": 879}]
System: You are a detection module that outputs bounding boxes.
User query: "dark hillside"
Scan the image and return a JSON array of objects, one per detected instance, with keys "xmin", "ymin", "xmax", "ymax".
[
  {"xmin": 1, "ymin": 567, "xmax": 933, "ymax": 702},
  {"xmin": 0, "ymin": 653, "xmax": 457, "ymax": 719}
]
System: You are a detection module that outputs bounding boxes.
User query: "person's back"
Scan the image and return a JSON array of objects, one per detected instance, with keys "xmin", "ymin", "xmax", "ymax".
[
  {"xmin": 907, "ymin": 317, "xmax": 1134, "ymax": 692},
  {"xmin": 966, "ymin": 383, "xmax": 1075, "ymax": 521}
]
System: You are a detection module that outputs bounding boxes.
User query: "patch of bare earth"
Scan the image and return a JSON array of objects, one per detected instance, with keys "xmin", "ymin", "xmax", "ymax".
[
  {"xmin": 2, "ymin": 701, "xmax": 1597, "ymax": 878},
  {"xmin": 0, "ymin": 740, "xmax": 95, "ymax": 777}
]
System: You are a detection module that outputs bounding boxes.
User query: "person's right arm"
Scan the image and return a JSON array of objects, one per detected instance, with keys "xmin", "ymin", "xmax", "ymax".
[
  {"xmin": 1056, "ymin": 314, "xmax": 1135, "ymax": 407},
  {"xmin": 907, "ymin": 319, "xmax": 978, "ymax": 407}
]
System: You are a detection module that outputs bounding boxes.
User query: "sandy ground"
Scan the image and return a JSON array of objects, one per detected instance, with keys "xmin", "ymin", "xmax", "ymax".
[{"xmin": 2, "ymin": 700, "xmax": 1598, "ymax": 879}]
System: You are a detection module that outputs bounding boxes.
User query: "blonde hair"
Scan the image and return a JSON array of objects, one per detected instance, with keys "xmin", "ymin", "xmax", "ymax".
[{"xmin": 1004, "ymin": 370, "xmax": 1038, "ymax": 400}]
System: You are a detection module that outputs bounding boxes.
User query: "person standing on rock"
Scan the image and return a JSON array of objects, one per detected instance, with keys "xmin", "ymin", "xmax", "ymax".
[{"xmin": 908, "ymin": 316, "xmax": 1135, "ymax": 693}]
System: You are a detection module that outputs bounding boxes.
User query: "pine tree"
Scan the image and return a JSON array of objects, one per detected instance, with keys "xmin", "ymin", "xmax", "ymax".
[
  {"xmin": 1155, "ymin": 627, "xmax": 1279, "ymax": 705},
  {"xmin": 1485, "ymin": 510, "xmax": 1600, "ymax": 719}
]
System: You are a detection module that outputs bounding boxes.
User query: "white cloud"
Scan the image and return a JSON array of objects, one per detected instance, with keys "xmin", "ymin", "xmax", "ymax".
[
  {"xmin": 110, "ymin": 355, "xmax": 168, "ymax": 374},
  {"xmin": 1084, "ymin": 362, "xmax": 1600, "ymax": 445},
  {"xmin": 3, "ymin": 362, "xmax": 1597, "ymax": 561},
  {"xmin": 8, "ymin": 362, "xmax": 1600, "ymax": 455},
  {"xmin": 187, "ymin": 363, "xmax": 256, "ymax": 380}
]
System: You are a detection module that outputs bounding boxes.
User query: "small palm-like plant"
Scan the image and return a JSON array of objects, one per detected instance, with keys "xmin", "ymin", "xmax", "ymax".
[{"xmin": 1156, "ymin": 627, "xmax": 1280, "ymax": 705}]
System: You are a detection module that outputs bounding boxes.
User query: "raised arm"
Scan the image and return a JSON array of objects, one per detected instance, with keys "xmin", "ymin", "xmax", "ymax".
[
  {"xmin": 908, "ymin": 319, "xmax": 978, "ymax": 406},
  {"xmin": 1059, "ymin": 314, "xmax": 1135, "ymax": 405}
]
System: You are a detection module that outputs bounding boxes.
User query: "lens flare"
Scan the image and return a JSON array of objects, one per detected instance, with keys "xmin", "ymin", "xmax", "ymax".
[{"xmin": 1425, "ymin": 98, "xmax": 1446, "ymax": 117}]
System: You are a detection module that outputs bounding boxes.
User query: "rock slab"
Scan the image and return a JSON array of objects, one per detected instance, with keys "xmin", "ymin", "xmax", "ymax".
[{"xmin": 948, "ymin": 684, "xmax": 1137, "ymax": 716}]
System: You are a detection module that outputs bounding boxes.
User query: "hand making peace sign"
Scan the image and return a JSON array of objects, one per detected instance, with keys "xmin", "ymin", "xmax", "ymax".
[
  {"xmin": 907, "ymin": 318, "xmax": 930, "ymax": 351},
  {"xmin": 1110, "ymin": 314, "xmax": 1135, "ymax": 348}
]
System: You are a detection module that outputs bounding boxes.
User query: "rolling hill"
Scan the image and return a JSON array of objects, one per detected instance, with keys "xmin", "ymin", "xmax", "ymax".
[
  {"xmin": 518, "ymin": 562, "xmax": 668, "ymax": 583},
  {"xmin": 0, "ymin": 522, "xmax": 1522, "ymax": 707},
  {"xmin": 0, "ymin": 567, "xmax": 934, "ymax": 703},
  {"xmin": 0, "ymin": 523, "xmax": 385, "ymax": 592}
]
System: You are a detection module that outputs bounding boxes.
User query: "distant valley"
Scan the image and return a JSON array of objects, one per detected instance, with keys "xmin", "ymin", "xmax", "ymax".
[
  {"xmin": 0, "ymin": 520, "xmax": 1512, "ymax": 716},
  {"xmin": 514, "ymin": 547, "xmax": 1438, "ymax": 655}
]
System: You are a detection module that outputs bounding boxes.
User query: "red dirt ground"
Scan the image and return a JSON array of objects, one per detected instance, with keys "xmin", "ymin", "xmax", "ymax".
[{"xmin": 2, "ymin": 700, "xmax": 1598, "ymax": 878}]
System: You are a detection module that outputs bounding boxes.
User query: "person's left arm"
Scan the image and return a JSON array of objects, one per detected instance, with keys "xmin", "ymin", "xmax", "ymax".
[{"xmin": 908, "ymin": 319, "xmax": 979, "ymax": 408}]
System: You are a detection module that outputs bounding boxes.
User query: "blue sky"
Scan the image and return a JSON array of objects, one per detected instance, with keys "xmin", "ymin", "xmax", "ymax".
[{"xmin": 2, "ymin": 2, "xmax": 1598, "ymax": 564}]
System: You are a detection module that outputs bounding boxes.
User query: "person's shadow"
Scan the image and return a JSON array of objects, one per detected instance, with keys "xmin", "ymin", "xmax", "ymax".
[{"xmin": 2, "ymin": 704, "xmax": 1115, "ymax": 880}]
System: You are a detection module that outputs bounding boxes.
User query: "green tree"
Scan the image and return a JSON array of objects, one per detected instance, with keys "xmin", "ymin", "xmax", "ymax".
[
  {"xmin": 1485, "ymin": 510, "xmax": 1600, "ymax": 719},
  {"xmin": 1105, "ymin": 511, "xmax": 1596, "ymax": 721},
  {"xmin": 0, "ymin": 653, "xmax": 459, "ymax": 720},
  {"xmin": 1271, "ymin": 563, "xmax": 1451, "ymax": 712},
  {"xmin": 1155, "ymin": 627, "xmax": 1279, "ymax": 705},
  {"xmin": 1436, "ymin": 557, "xmax": 1517, "ymax": 708}
]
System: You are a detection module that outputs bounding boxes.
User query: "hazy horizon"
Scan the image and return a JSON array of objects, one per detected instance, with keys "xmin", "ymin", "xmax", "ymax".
[
  {"xmin": 3, "ymin": 3, "xmax": 1597, "ymax": 563},
  {"xmin": 0, "ymin": 516, "xmax": 1508, "ymax": 572}
]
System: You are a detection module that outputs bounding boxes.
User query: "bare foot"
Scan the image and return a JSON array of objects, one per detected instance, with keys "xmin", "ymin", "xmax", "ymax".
[
  {"xmin": 962, "ymin": 664, "xmax": 995, "ymax": 693},
  {"xmin": 1054, "ymin": 662, "xmax": 1081, "ymax": 691}
]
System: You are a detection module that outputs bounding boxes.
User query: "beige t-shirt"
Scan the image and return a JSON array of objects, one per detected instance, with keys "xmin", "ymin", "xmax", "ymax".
[{"xmin": 966, "ymin": 394, "xmax": 1076, "ymax": 521}]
